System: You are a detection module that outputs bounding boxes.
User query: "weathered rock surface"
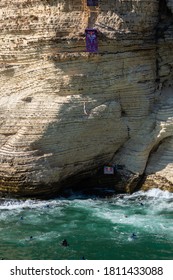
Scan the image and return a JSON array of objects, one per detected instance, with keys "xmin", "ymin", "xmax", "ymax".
[{"xmin": 0, "ymin": 0, "xmax": 173, "ymax": 197}]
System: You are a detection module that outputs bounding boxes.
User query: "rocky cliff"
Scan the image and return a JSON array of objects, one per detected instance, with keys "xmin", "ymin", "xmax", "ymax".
[{"xmin": 0, "ymin": 0, "xmax": 173, "ymax": 197}]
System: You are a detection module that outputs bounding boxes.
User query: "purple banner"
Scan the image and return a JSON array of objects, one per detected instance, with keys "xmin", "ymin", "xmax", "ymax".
[
  {"xmin": 85, "ymin": 29, "xmax": 98, "ymax": 53},
  {"xmin": 87, "ymin": 0, "xmax": 98, "ymax": 6}
]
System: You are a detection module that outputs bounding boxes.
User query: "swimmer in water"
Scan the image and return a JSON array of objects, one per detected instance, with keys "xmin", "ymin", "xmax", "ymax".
[
  {"xmin": 61, "ymin": 239, "xmax": 69, "ymax": 247},
  {"xmin": 131, "ymin": 233, "xmax": 137, "ymax": 239}
]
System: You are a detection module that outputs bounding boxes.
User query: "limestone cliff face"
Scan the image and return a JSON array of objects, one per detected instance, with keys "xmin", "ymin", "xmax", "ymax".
[{"xmin": 0, "ymin": 0, "xmax": 173, "ymax": 197}]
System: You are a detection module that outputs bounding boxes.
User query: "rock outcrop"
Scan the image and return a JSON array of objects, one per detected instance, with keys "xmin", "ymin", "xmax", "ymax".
[{"xmin": 0, "ymin": 0, "xmax": 173, "ymax": 197}]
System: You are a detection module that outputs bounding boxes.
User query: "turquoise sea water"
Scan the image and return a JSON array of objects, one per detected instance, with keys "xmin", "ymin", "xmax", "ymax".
[{"xmin": 0, "ymin": 188, "xmax": 173, "ymax": 260}]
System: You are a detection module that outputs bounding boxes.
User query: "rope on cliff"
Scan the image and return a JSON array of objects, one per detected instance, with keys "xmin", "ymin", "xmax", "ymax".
[{"xmin": 83, "ymin": 101, "xmax": 89, "ymax": 115}]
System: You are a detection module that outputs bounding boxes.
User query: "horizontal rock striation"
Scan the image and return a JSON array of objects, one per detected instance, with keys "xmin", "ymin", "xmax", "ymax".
[{"xmin": 0, "ymin": 0, "xmax": 173, "ymax": 197}]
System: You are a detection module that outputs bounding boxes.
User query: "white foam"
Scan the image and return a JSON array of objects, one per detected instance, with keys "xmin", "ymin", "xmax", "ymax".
[
  {"xmin": 72, "ymin": 191, "xmax": 173, "ymax": 241},
  {"xmin": 0, "ymin": 198, "xmax": 69, "ymax": 210},
  {"xmin": 141, "ymin": 188, "xmax": 173, "ymax": 198}
]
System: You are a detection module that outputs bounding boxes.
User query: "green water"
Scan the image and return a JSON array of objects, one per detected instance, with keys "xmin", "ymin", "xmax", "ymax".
[{"xmin": 0, "ymin": 188, "xmax": 173, "ymax": 260}]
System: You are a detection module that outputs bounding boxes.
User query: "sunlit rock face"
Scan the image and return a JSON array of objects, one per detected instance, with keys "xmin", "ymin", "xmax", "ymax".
[{"xmin": 0, "ymin": 0, "xmax": 173, "ymax": 197}]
